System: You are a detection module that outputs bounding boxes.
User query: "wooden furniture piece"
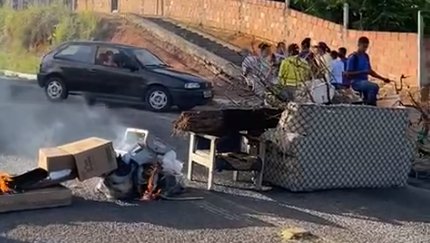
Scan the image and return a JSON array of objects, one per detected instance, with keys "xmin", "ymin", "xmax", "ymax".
[
  {"xmin": 0, "ymin": 186, "xmax": 72, "ymax": 213},
  {"xmin": 187, "ymin": 132, "xmax": 266, "ymax": 190}
]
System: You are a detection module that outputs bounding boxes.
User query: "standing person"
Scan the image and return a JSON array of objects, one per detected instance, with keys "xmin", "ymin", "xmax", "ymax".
[
  {"xmin": 299, "ymin": 37, "xmax": 314, "ymax": 62},
  {"xmin": 256, "ymin": 42, "xmax": 273, "ymax": 81},
  {"xmin": 345, "ymin": 36, "xmax": 391, "ymax": 106},
  {"xmin": 315, "ymin": 42, "xmax": 332, "ymax": 81},
  {"xmin": 271, "ymin": 42, "xmax": 287, "ymax": 85},
  {"xmin": 240, "ymin": 48, "xmax": 258, "ymax": 89},
  {"xmin": 338, "ymin": 47, "xmax": 348, "ymax": 69},
  {"xmin": 243, "ymin": 42, "xmax": 273, "ymax": 97},
  {"xmin": 338, "ymin": 47, "xmax": 348, "ymax": 86},
  {"xmin": 277, "ymin": 43, "xmax": 311, "ymax": 101},
  {"xmin": 299, "ymin": 37, "xmax": 319, "ymax": 77},
  {"xmin": 329, "ymin": 51, "xmax": 345, "ymax": 89},
  {"xmin": 272, "ymin": 42, "xmax": 287, "ymax": 68}
]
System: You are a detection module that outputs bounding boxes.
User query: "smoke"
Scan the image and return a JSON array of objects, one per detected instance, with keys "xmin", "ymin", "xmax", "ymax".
[{"xmin": 0, "ymin": 79, "xmax": 129, "ymax": 159}]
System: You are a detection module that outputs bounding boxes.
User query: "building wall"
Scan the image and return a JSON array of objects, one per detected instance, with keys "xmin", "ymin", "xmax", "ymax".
[{"xmin": 76, "ymin": 0, "xmax": 420, "ymax": 87}]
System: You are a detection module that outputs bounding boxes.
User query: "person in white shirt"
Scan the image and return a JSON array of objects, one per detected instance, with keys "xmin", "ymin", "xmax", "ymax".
[
  {"xmin": 315, "ymin": 42, "xmax": 332, "ymax": 81},
  {"xmin": 329, "ymin": 50, "xmax": 346, "ymax": 89}
]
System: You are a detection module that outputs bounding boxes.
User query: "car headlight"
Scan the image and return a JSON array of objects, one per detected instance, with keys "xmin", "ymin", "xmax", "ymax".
[{"xmin": 184, "ymin": 83, "xmax": 200, "ymax": 89}]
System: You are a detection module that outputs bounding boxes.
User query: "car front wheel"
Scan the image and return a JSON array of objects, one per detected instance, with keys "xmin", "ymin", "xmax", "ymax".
[
  {"xmin": 45, "ymin": 77, "xmax": 68, "ymax": 102},
  {"xmin": 145, "ymin": 86, "xmax": 171, "ymax": 112}
]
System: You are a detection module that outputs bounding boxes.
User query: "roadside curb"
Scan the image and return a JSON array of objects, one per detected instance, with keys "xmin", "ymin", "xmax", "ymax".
[{"xmin": 0, "ymin": 70, "xmax": 36, "ymax": 81}]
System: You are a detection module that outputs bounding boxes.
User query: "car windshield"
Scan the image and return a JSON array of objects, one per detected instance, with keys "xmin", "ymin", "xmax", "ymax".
[{"xmin": 134, "ymin": 49, "xmax": 167, "ymax": 67}]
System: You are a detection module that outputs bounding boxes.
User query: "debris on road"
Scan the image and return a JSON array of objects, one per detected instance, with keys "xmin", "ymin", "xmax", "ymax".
[
  {"xmin": 0, "ymin": 185, "xmax": 72, "ymax": 213},
  {"xmin": 0, "ymin": 168, "xmax": 48, "ymax": 195},
  {"xmin": 38, "ymin": 137, "xmax": 118, "ymax": 181},
  {"xmin": 280, "ymin": 227, "xmax": 320, "ymax": 242},
  {"xmin": 173, "ymin": 108, "xmax": 283, "ymax": 135},
  {"xmin": 0, "ymin": 130, "xmax": 199, "ymax": 214},
  {"xmin": 96, "ymin": 128, "xmax": 203, "ymax": 201},
  {"xmin": 0, "ymin": 168, "xmax": 72, "ymax": 213}
]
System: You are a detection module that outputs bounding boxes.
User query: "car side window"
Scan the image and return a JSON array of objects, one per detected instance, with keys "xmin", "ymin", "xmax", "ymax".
[
  {"xmin": 95, "ymin": 47, "xmax": 132, "ymax": 69},
  {"xmin": 54, "ymin": 44, "xmax": 94, "ymax": 64}
]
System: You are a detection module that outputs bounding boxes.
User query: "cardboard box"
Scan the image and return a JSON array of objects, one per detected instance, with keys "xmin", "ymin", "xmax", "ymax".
[
  {"xmin": 38, "ymin": 137, "xmax": 118, "ymax": 181},
  {"xmin": 38, "ymin": 147, "xmax": 75, "ymax": 172},
  {"xmin": 0, "ymin": 186, "xmax": 72, "ymax": 213}
]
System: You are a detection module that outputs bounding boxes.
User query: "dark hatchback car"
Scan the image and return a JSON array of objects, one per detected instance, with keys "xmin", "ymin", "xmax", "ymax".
[{"xmin": 37, "ymin": 41, "xmax": 213, "ymax": 111}]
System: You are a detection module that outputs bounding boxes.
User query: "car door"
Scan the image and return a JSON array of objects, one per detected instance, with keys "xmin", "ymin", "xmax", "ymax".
[
  {"xmin": 91, "ymin": 46, "xmax": 144, "ymax": 98},
  {"xmin": 53, "ymin": 43, "xmax": 97, "ymax": 92}
]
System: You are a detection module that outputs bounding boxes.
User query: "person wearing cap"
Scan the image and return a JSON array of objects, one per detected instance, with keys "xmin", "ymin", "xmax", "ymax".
[{"xmin": 345, "ymin": 36, "xmax": 391, "ymax": 106}]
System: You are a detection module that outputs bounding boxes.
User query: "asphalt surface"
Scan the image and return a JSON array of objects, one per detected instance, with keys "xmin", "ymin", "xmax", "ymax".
[{"xmin": 0, "ymin": 77, "xmax": 430, "ymax": 243}]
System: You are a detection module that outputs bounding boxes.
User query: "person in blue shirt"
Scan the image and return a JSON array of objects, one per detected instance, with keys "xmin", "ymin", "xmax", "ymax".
[
  {"xmin": 346, "ymin": 36, "xmax": 390, "ymax": 106},
  {"xmin": 338, "ymin": 47, "xmax": 348, "ymax": 69},
  {"xmin": 338, "ymin": 47, "xmax": 348, "ymax": 87}
]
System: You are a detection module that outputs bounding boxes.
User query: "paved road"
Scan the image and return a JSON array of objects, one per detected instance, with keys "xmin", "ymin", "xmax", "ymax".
[{"xmin": 0, "ymin": 78, "xmax": 430, "ymax": 243}]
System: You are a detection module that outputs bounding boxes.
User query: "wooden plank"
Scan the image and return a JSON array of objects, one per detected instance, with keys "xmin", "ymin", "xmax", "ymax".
[{"xmin": 0, "ymin": 186, "xmax": 72, "ymax": 213}]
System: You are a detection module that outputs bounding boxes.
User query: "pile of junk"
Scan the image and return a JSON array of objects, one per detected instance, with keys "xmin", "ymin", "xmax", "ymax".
[
  {"xmin": 97, "ymin": 128, "xmax": 203, "ymax": 201},
  {"xmin": 0, "ymin": 128, "xmax": 201, "ymax": 214}
]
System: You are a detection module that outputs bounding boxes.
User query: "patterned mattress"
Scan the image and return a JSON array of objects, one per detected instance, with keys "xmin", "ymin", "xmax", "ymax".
[{"xmin": 263, "ymin": 103, "xmax": 415, "ymax": 191}]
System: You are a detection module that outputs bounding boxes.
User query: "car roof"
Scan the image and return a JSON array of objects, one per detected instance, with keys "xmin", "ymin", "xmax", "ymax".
[{"xmin": 64, "ymin": 40, "xmax": 145, "ymax": 51}]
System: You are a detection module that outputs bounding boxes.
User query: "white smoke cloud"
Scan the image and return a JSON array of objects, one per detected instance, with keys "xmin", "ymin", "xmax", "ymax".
[{"xmin": 0, "ymin": 79, "xmax": 128, "ymax": 158}]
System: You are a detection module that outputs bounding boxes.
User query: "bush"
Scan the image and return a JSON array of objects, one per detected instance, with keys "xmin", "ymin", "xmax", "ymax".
[{"xmin": 0, "ymin": 4, "xmax": 100, "ymax": 72}]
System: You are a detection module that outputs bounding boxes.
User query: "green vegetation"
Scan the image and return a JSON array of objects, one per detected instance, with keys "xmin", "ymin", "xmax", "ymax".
[
  {"xmin": 290, "ymin": 0, "xmax": 430, "ymax": 32},
  {"xmin": 0, "ymin": 4, "xmax": 100, "ymax": 73}
]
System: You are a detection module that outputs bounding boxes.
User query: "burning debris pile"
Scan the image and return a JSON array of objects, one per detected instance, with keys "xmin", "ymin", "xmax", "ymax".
[
  {"xmin": 96, "ymin": 131, "xmax": 202, "ymax": 201},
  {"xmin": 0, "ymin": 172, "xmax": 13, "ymax": 195},
  {"xmin": 0, "ymin": 129, "xmax": 198, "ymax": 214},
  {"xmin": 0, "ymin": 167, "xmax": 72, "ymax": 213},
  {"xmin": 0, "ymin": 168, "xmax": 49, "ymax": 195}
]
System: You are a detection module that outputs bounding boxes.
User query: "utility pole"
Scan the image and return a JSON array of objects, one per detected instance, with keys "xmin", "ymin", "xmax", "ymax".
[{"xmin": 343, "ymin": 2, "xmax": 349, "ymax": 45}]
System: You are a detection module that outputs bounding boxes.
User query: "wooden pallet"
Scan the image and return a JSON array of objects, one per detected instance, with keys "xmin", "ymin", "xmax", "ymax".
[{"xmin": 0, "ymin": 185, "xmax": 72, "ymax": 213}]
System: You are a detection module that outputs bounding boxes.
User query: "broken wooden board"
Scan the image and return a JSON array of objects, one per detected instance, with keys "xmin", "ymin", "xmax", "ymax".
[
  {"xmin": 0, "ymin": 185, "xmax": 72, "ymax": 213},
  {"xmin": 173, "ymin": 108, "xmax": 283, "ymax": 135}
]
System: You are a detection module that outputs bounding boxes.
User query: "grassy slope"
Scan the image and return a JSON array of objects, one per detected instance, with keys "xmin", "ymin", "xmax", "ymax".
[{"xmin": 0, "ymin": 5, "xmax": 100, "ymax": 73}]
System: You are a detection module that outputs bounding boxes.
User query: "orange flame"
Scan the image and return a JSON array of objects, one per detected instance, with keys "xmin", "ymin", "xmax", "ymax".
[
  {"xmin": 0, "ymin": 172, "xmax": 13, "ymax": 195},
  {"xmin": 141, "ymin": 165, "xmax": 161, "ymax": 201}
]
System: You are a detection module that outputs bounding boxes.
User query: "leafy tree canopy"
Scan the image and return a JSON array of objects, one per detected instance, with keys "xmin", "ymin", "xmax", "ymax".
[{"xmin": 289, "ymin": 0, "xmax": 430, "ymax": 32}]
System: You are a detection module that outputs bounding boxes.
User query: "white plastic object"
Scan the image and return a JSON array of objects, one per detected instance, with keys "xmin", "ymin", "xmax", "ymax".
[
  {"xmin": 310, "ymin": 79, "xmax": 335, "ymax": 104},
  {"xmin": 49, "ymin": 169, "xmax": 72, "ymax": 180}
]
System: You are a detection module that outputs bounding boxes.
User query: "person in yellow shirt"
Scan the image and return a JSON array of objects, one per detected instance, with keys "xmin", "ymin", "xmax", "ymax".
[{"xmin": 276, "ymin": 43, "xmax": 311, "ymax": 101}]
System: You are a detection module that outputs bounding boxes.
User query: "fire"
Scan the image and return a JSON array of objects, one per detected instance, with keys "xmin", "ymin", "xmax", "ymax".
[
  {"xmin": 141, "ymin": 164, "xmax": 161, "ymax": 201},
  {"xmin": 0, "ymin": 172, "xmax": 13, "ymax": 195}
]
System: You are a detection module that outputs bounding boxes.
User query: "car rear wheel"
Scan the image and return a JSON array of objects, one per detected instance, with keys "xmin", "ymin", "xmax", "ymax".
[
  {"xmin": 145, "ymin": 86, "xmax": 171, "ymax": 112},
  {"xmin": 45, "ymin": 77, "xmax": 68, "ymax": 102}
]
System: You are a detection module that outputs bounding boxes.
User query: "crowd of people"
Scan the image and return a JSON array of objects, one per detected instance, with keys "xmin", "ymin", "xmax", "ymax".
[{"xmin": 241, "ymin": 36, "xmax": 391, "ymax": 106}]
